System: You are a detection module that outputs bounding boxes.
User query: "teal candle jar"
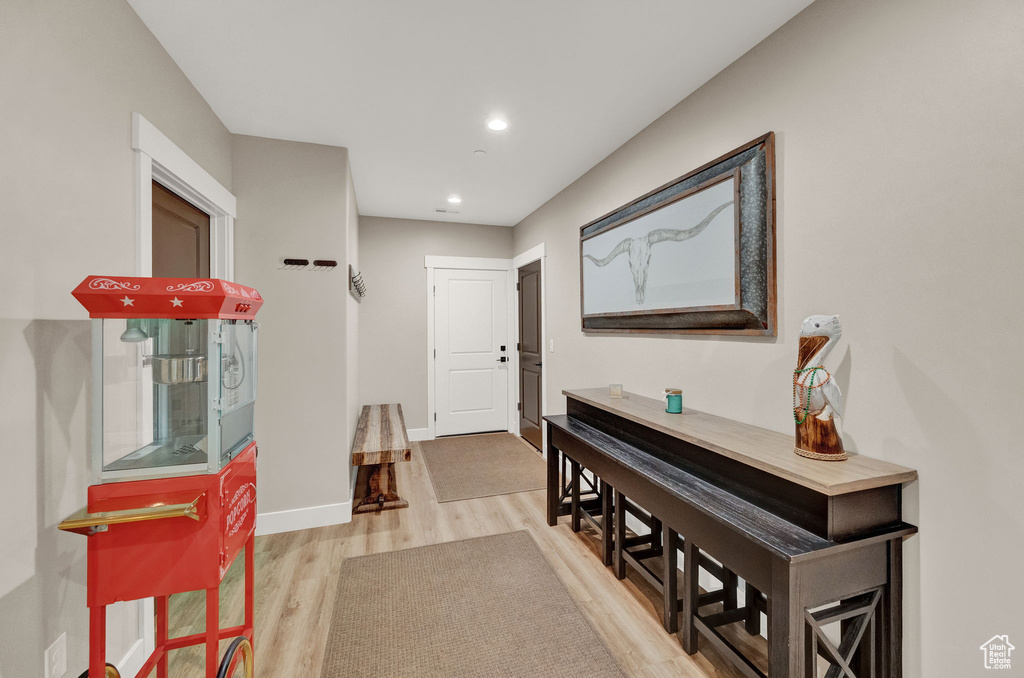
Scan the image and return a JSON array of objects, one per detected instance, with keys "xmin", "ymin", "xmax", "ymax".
[{"xmin": 664, "ymin": 388, "xmax": 682, "ymax": 414}]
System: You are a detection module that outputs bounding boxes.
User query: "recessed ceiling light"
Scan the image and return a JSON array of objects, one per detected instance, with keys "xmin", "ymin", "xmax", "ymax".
[
  {"xmin": 487, "ymin": 118, "xmax": 508, "ymax": 131},
  {"xmin": 474, "ymin": 149, "xmax": 487, "ymax": 156},
  {"xmin": 447, "ymin": 195, "xmax": 462, "ymax": 204}
]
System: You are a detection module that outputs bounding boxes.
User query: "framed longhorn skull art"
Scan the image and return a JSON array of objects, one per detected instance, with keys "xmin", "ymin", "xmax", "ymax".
[{"xmin": 579, "ymin": 132, "xmax": 776, "ymax": 335}]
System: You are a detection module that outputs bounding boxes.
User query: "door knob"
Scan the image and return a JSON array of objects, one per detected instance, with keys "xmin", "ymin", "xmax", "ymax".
[
  {"xmin": 534, "ymin": 362, "xmax": 543, "ymax": 367},
  {"xmin": 496, "ymin": 357, "xmax": 508, "ymax": 363}
]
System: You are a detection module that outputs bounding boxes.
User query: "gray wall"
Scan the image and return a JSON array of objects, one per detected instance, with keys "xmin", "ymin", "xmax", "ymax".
[
  {"xmin": 346, "ymin": 162, "xmax": 361, "ymax": 494},
  {"xmin": 358, "ymin": 217, "xmax": 513, "ymax": 430},
  {"xmin": 512, "ymin": 0, "xmax": 1024, "ymax": 676},
  {"xmin": 232, "ymin": 135, "xmax": 359, "ymax": 518},
  {"xmin": 0, "ymin": 0, "xmax": 233, "ymax": 674}
]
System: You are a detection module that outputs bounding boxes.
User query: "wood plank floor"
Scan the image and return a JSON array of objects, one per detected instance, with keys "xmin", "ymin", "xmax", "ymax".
[{"xmin": 159, "ymin": 437, "xmax": 769, "ymax": 677}]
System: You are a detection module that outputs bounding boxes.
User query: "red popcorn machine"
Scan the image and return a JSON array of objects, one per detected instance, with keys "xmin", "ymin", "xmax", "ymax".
[{"xmin": 59, "ymin": 276, "xmax": 263, "ymax": 678}]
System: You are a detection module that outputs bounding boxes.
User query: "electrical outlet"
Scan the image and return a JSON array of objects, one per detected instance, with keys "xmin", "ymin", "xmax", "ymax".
[{"xmin": 45, "ymin": 633, "xmax": 67, "ymax": 678}]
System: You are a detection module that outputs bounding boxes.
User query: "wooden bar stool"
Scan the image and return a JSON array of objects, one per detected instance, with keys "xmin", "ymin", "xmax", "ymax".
[
  {"xmin": 682, "ymin": 541, "xmax": 762, "ymax": 657},
  {"xmin": 556, "ymin": 453, "xmax": 603, "ymax": 518},
  {"xmin": 567, "ymin": 456, "xmax": 614, "ymax": 566},
  {"xmin": 613, "ymin": 495, "xmax": 748, "ymax": 640},
  {"xmin": 613, "ymin": 492, "xmax": 682, "ymax": 633}
]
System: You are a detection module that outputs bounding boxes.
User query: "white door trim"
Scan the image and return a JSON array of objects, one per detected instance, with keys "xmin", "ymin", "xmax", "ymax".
[
  {"xmin": 130, "ymin": 113, "xmax": 239, "ymax": 665},
  {"xmin": 511, "ymin": 243, "xmax": 548, "ymax": 453},
  {"xmin": 424, "ymin": 255, "xmax": 511, "ymax": 271},
  {"xmin": 132, "ymin": 112, "xmax": 236, "ymax": 279},
  {"xmin": 511, "ymin": 243, "xmax": 545, "ymax": 269},
  {"xmin": 425, "ymin": 255, "xmax": 514, "ymax": 440}
]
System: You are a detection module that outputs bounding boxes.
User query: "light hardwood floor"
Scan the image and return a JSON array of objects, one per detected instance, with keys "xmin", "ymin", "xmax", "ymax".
[{"xmin": 160, "ymin": 437, "xmax": 768, "ymax": 677}]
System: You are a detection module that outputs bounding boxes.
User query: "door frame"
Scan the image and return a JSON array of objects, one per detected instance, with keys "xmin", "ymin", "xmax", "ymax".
[
  {"xmin": 132, "ymin": 112, "xmax": 236, "ymax": 278},
  {"xmin": 511, "ymin": 243, "xmax": 548, "ymax": 455},
  {"xmin": 424, "ymin": 255, "xmax": 515, "ymax": 441},
  {"xmin": 129, "ymin": 113, "xmax": 238, "ymax": 674}
]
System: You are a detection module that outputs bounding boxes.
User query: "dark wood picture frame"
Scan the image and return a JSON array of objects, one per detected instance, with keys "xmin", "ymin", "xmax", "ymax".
[{"xmin": 579, "ymin": 132, "xmax": 776, "ymax": 336}]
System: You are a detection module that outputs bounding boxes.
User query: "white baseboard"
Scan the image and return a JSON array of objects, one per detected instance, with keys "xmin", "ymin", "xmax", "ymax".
[
  {"xmin": 117, "ymin": 638, "xmax": 146, "ymax": 677},
  {"xmin": 256, "ymin": 500, "xmax": 352, "ymax": 536},
  {"xmin": 407, "ymin": 427, "xmax": 433, "ymax": 442}
]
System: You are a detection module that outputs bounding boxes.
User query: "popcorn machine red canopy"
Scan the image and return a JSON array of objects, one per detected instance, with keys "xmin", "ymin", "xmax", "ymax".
[{"xmin": 72, "ymin": 275, "xmax": 263, "ymax": 319}]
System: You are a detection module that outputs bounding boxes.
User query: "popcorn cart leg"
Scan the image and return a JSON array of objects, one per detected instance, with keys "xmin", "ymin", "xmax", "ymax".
[
  {"xmin": 244, "ymin": 536, "xmax": 255, "ymax": 646},
  {"xmin": 206, "ymin": 587, "xmax": 219, "ymax": 678},
  {"xmin": 156, "ymin": 595, "xmax": 170, "ymax": 678},
  {"xmin": 89, "ymin": 605, "xmax": 106, "ymax": 677}
]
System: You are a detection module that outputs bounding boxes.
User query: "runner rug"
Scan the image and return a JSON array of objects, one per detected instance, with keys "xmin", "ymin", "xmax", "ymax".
[
  {"xmin": 420, "ymin": 432, "xmax": 546, "ymax": 502},
  {"xmin": 320, "ymin": 531, "xmax": 624, "ymax": 678}
]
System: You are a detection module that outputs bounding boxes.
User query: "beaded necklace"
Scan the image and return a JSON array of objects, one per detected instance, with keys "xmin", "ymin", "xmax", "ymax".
[{"xmin": 792, "ymin": 366, "xmax": 831, "ymax": 424}]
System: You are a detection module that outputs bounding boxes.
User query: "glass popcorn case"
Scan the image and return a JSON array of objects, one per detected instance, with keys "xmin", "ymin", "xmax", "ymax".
[{"xmin": 73, "ymin": 276, "xmax": 263, "ymax": 482}]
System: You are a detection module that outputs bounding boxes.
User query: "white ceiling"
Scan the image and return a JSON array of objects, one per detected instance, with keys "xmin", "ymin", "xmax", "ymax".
[{"xmin": 128, "ymin": 0, "xmax": 812, "ymax": 226}]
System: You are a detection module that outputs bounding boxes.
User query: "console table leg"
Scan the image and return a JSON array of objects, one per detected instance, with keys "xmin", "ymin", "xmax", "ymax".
[
  {"xmin": 601, "ymin": 480, "xmax": 614, "ymax": 566},
  {"xmin": 769, "ymin": 558, "xmax": 809, "ymax": 678},
  {"xmin": 681, "ymin": 539, "xmax": 699, "ymax": 654},
  {"xmin": 663, "ymin": 524, "xmax": 679, "ymax": 634},
  {"xmin": 614, "ymin": 490, "xmax": 626, "ymax": 580},
  {"xmin": 883, "ymin": 537, "xmax": 904, "ymax": 678},
  {"xmin": 570, "ymin": 459, "xmax": 581, "ymax": 533},
  {"xmin": 546, "ymin": 431, "xmax": 559, "ymax": 526}
]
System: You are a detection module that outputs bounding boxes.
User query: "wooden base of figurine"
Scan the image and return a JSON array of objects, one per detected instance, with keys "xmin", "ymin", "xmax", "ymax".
[
  {"xmin": 794, "ymin": 410, "xmax": 847, "ymax": 461},
  {"xmin": 795, "ymin": 446, "xmax": 848, "ymax": 461}
]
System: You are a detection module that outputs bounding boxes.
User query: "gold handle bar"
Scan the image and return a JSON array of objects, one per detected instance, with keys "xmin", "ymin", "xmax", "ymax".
[{"xmin": 58, "ymin": 493, "xmax": 204, "ymax": 536}]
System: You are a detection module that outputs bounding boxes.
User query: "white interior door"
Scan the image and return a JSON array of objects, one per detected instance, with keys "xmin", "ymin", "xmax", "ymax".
[{"xmin": 435, "ymin": 268, "xmax": 509, "ymax": 436}]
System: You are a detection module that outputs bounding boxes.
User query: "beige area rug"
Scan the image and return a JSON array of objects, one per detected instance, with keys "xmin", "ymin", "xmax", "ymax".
[
  {"xmin": 319, "ymin": 531, "xmax": 624, "ymax": 678},
  {"xmin": 420, "ymin": 432, "xmax": 547, "ymax": 502}
]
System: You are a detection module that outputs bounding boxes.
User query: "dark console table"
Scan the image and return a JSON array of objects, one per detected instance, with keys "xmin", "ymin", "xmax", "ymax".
[{"xmin": 545, "ymin": 389, "xmax": 918, "ymax": 678}]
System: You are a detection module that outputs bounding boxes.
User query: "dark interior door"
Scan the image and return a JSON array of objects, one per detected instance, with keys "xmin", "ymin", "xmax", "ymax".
[
  {"xmin": 152, "ymin": 181, "xmax": 210, "ymax": 278},
  {"xmin": 518, "ymin": 260, "xmax": 543, "ymax": 450}
]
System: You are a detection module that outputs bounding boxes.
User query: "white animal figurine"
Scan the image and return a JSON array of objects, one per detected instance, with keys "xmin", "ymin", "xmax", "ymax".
[{"xmin": 793, "ymin": 314, "xmax": 846, "ymax": 461}]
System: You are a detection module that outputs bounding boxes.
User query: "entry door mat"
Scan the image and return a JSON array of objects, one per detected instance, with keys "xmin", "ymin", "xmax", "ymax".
[
  {"xmin": 320, "ymin": 531, "xmax": 625, "ymax": 678},
  {"xmin": 420, "ymin": 432, "xmax": 547, "ymax": 502}
]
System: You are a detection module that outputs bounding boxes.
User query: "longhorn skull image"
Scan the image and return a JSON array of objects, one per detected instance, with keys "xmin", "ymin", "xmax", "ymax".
[{"xmin": 584, "ymin": 200, "xmax": 733, "ymax": 304}]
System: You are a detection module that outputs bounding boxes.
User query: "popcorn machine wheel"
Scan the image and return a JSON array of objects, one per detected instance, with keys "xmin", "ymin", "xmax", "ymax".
[{"xmin": 60, "ymin": 276, "xmax": 264, "ymax": 678}]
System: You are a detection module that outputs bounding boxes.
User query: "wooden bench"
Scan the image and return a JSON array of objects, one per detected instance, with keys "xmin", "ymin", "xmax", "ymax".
[{"xmin": 352, "ymin": 404, "xmax": 412, "ymax": 514}]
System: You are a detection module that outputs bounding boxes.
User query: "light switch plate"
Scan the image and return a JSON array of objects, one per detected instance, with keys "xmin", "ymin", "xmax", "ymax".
[{"xmin": 45, "ymin": 632, "xmax": 67, "ymax": 678}]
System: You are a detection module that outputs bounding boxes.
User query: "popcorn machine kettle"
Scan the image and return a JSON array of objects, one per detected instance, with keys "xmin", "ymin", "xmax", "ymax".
[{"xmin": 60, "ymin": 276, "xmax": 263, "ymax": 678}]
